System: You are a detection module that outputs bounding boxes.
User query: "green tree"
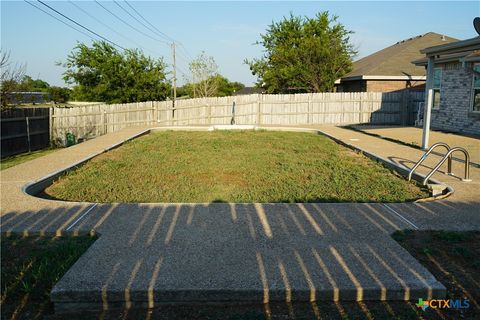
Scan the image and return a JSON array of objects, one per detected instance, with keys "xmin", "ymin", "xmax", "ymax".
[
  {"xmin": 17, "ymin": 75, "xmax": 50, "ymax": 92},
  {"xmin": 246, "ymin": 12, "xmax": 357, "ymax": 93},
  {"xmin": 48, "ymin": 86, "xmax": 70, "ymax": 103},
  {"xmin": 179, "ymin": 76, "xmax": 244, "ymax": 98},
  {"xmin": 1, "ymin": 50, "xmax": 26, "ymax": 108},
  {"xmin": 187, "ymin": 52, "xmax": 220, "ymax": 98},
  {"xmin": 215, "ymin": 76, "xmax": 245, "ymax": 96},
  {"xmin": 61, "ymin": 41, "xmax": 170, "ymax": 103}
]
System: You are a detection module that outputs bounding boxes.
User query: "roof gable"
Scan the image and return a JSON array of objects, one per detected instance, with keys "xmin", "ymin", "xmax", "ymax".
[{"xmin": 344, "ymin": 32, "xmax": 458, "ymax": 79}]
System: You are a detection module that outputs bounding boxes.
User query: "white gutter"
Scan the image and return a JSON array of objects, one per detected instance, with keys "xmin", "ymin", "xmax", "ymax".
[{"xmin": 337, "ymin": 75, "xmax": 426, "ymax": 83}]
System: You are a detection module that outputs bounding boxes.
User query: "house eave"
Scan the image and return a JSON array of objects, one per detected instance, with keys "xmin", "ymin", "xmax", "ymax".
[
  {"xmin": 337, "ymin": 75, "xmax": 426, "ymax": 83},
  {"xmin": 413, "ymin": 50, "xmax": 480, "ymax": 66},
  {"xmin": 421, "ymin": 37, "xmax": 480, "ymax": 55}
]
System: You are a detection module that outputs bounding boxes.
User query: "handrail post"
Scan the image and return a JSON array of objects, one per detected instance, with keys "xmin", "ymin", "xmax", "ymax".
[
  {"xmin": 408, "ymin": 142, "xmax": 451, "ymax": 181},
  {"xmin": 422, "ymin": 147, "xmax": 472, "ymax": 185},
  {"xmin": 463, "ymin": 149, "xmax": 471, "ymax": 182},
  {"xmin": 447, "ymin": 155, "xmax": 452, "ymax": 175}
]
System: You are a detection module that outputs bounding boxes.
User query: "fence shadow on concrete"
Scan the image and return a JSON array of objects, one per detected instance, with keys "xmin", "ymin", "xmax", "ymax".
[{"xmin": 2, "ymin": 200, "xmax": 467, "ymax": 318}]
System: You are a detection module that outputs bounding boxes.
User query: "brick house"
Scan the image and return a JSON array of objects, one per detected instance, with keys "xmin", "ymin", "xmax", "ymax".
[
  {"xmin": 336, "ymin": 32, "xmax": 457, "ymax": 92},
  {"xmin": 413, "ymin": 37, "xmax": 480, "ymax": 137}
]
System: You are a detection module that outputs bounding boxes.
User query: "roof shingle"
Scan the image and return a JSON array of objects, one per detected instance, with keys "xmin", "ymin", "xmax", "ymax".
[{"xmin": 343, "ymin": 32, "xmax": 458, "ymax": 79}]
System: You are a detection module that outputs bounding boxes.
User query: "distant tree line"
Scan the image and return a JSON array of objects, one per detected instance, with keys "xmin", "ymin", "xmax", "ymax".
[
  {"xmin": 3, "ymin": 11, "xmax": 356, "ymax": 109},
  {"xmin": 59, "ymin": 42, "xmax": 245, "ymax": 103},
  {"xmin": 1, "ymin": 50, "xmax": 71, "ymax": 108}
]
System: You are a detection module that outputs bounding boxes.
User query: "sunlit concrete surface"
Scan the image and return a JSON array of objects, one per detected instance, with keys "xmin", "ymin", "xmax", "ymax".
[
  {"xmin": 1, "ymin": 125, "xmax": 479, "ymax": 313},
  {"xmin": 350, "ymin": 125, "xmax": 480, "ymax": 165}
]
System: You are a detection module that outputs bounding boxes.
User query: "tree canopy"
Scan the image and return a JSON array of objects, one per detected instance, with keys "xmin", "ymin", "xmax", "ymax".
[
  {"xmin": 246, "ymin": 12, "xmax": 357, "ymax": 93},
  {"xmin": 1, "ymin": 50, "xmax": 26, "ymax": 108},
  {"xmin": 183, "ymin": 52, "xmax": 245, "ymax": 98},
  {"xmin": 187, "ymin": 52, "xmax": 220, "ymax": 98},
  {"xmin": 61, "ymin": 41, "xmax": 170, "ymax": 103},
  {"xmin": 17, "ymin": 75, "xmax": 50, "ymax": 92},
  {"xmin": 179, "ymin": 75, "xmax": 244, "ymax": 98}
]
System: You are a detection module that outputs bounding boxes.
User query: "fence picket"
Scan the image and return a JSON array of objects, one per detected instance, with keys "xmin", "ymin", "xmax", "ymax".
[{"xmin": 48, "ymin": 92, "xmax": 423, "ymax": 141}]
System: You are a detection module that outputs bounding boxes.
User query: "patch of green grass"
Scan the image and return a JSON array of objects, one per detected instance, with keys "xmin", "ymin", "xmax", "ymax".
[
  {"xmin": 45, "ymin": 131, "xmax": 428, "ymax": 203},
  {"xmin": 393, "ymin": 230, "xmax": 480, "ymax": 320},
  {"xmin": 1, "ymin": 148, "xmax": 59, "ymax": 170},
  {"xmin": 431, "ymin": 230, "xmax": 474, "ymax": 243},
  {"xmin": 1, "ymin": 235, "xmax": 97, "ymax": 319}
]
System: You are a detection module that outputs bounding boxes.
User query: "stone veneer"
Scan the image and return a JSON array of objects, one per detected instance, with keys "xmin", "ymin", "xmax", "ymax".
[{"xmin": 431, "ymin": 62, "xmax": 480, "ymax": 136}]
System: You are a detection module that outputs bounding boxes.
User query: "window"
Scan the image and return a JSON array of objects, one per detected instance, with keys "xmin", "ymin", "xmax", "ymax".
[
  {"xmin": 473, "ymin": 64, "xmax": 480, "ymax": 112},
  {"xmin": 432, "ymin": 68, "xmax": 442, "ymax": 109}
]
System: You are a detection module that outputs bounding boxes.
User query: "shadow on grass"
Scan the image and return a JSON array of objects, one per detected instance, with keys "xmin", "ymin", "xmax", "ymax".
[
  {"xmin": 2, "ymin": 203, "xmax": 479, "ymax": 319},
  {"xmin": 1, "ymin": 234, "xmax": 97, "ymax": 320}
]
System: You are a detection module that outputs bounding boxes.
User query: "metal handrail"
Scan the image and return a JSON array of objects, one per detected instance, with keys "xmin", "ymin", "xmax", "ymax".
[
  {"xmin": 422, "ymin": 147, "xmax": 471, "ymax": 185},
  {"xmin": 408, "ymin": 142, "xmax": 452, "ymax": 181}
]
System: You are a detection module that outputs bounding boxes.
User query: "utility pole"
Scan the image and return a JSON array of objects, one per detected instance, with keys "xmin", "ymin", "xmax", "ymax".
[{"xmin": 171, "ymin": 42, "xmax": 176, "ymax": 118}]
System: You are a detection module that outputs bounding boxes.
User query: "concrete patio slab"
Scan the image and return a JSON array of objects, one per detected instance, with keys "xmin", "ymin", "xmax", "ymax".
[
  {"xmin": 349, "ymin": 125, "xmax": 480, "ymax": 164},
  {"xmin": 1, "ymin": 125, "xmax": 479, "ymax": 314}
]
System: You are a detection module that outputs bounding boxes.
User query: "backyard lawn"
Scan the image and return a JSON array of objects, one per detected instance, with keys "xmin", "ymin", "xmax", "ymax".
[
  {"xmin": 1, "ymin": 235, "xmax": 97, "ymax": 320},
  {"xmin": 1, "ymin": 148, "xmax": 58, "ymax": 170},
  {"xmin": 45, "ymin": 130, "xmax": 428, "ymax": 203}
]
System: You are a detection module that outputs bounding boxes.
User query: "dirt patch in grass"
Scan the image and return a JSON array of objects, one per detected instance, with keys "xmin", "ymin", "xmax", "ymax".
[
  {"xmin": 1, "ymin": 235, "xmax": 97, "ymax": 320},
  {"xmin": 45, "ymin": 131, "xmax": 429, "ymax": 203}
]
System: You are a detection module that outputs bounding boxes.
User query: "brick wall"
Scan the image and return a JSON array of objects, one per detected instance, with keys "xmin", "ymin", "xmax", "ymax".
[
  {"xmin": 430, "ymin": 62, "xmax": 480, "ymax": 136},
  {"xmin": 336, "ymin": 80, "xmax": 366, "ymax": 92},
  {"xmin": 338, "ymin": 79, "xmax": 425, "ymax": 92},
  {"xmin": 366, "ymin": 80, "xmax": 425, "ymax": 92}
]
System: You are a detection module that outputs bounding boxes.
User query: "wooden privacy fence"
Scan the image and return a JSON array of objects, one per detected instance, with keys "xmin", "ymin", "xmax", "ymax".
[
  {"xmin": 1, "ymin": 108, "xmax": 50, "ymax": 158},
  {"xmin": 51, "ymin": 91, "xmax": 424, "ymax": 143}
]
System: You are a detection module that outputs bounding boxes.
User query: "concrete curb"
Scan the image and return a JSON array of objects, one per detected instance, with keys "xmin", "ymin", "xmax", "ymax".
[
  {"xmin": 21, "ymin": 125, "xmax": 453, "ymax": 204},
  {"xmin": 310, "ymin": 128, "xmax": 454, "ymax": 202}
]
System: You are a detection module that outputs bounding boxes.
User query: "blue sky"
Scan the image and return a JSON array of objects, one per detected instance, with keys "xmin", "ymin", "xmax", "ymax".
[{"xmin": 1, "ymin": 1, "xmax": 479, "ymax": 87}]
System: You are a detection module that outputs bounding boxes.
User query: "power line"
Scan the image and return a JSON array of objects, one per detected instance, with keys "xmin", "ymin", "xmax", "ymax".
[
  {"xmin": 68, "ymin": 0, "xmax": 164, "ymax": 58},
  {"xmin": 178, "ymin": 42, "xmax": 194, "ymax": 61},
  {"xmin": 113, "ymin": 0, "xmax": 171, "ymax": 44},
  {"xmin": 36, "ymin": 0, "xmax": 125, "ymax": 50},
  {"xmin": 176, "ymin": 66, "xmax": 189, "ymax": 78},
  {"xmin": 124, "ymin": 0, "xmax": 175, "ymax": 43},
  {"xmin": 175, "ymin": 51, "xmax": 191, "ymax": 65},
  {"xmin": 119, "ymin": 0, "xmax": 195, "ymax": 86},
  {"xmin": 24, "ymin": 0, "xmax": 95, "ymax": 41},
  {"xmin": 121, "ymin": 0, "xmax": 196, "ymax": 67},
  {"xmin": 94, "ymin": 0, "xmax": 169, "ymax": 45}
]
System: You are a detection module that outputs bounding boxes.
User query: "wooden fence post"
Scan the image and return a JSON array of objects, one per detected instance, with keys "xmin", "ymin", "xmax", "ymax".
[
  {"xmin": 256, "ymin": 94, "xmax": 262, "ymax": 125},
  {"xmin": 307, "ymin": 93, "xmax": 311, "ymax": 124},
  {"xmin": 358, "ymin": 93, "xmax": 363, "ymax": 124},
  {"xmin": 151, "ymin": 101, "xmax": 155, "ymax": 126},
  {"xmin": 102, "ymin": 110, "xmax": 107, "ymax": 134},
  {"xmin": 208, "ymin": 103, "xmax": 212, "ymax": 125},
  {"xmin": 25, "ymin": 117, "xmax": 31, "ymax": 153},
  {"xmin": 49, "ymin": 107, "xmax": 53, "ymax": 145},
  {"xmin": 400, "ymin": 89, "xmax": 409, "ymax": 126}
]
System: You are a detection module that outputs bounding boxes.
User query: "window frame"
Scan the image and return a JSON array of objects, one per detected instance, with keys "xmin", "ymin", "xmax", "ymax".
[
  {"xmin": 471, "ymin": 63, "xmax": 480, "ymax": 113},
  {"xmin": 432, "ymin": 67, "xmax": 442, "ymax": 110}
]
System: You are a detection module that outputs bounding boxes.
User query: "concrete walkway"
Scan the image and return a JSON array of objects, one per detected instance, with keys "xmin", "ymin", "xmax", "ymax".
[
  {"xmin": 1, "ymin": 125, "xmax": 479, "ymax": 313},
  {"xmin": 350, "ymin": 125, "xmax": 480, "ymax": 164}
]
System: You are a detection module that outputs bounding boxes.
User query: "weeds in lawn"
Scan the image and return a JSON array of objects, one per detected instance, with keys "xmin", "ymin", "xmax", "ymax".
[
  {"xmin": 1, "ymin": 147, "xmax": 59, "ymax": 170},
  {"xmin": 45, "ymin": 131, "xmax": 428, "ymax": 203},
  {"xmin": 1, "ymin": 235, "xmax": 97, "ymax": 319}
]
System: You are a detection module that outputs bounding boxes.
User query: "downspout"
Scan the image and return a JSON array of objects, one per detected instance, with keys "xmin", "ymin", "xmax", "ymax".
[{"xmin": 422, "ymin": 55, "xmax": 435, "ymax": 150}]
